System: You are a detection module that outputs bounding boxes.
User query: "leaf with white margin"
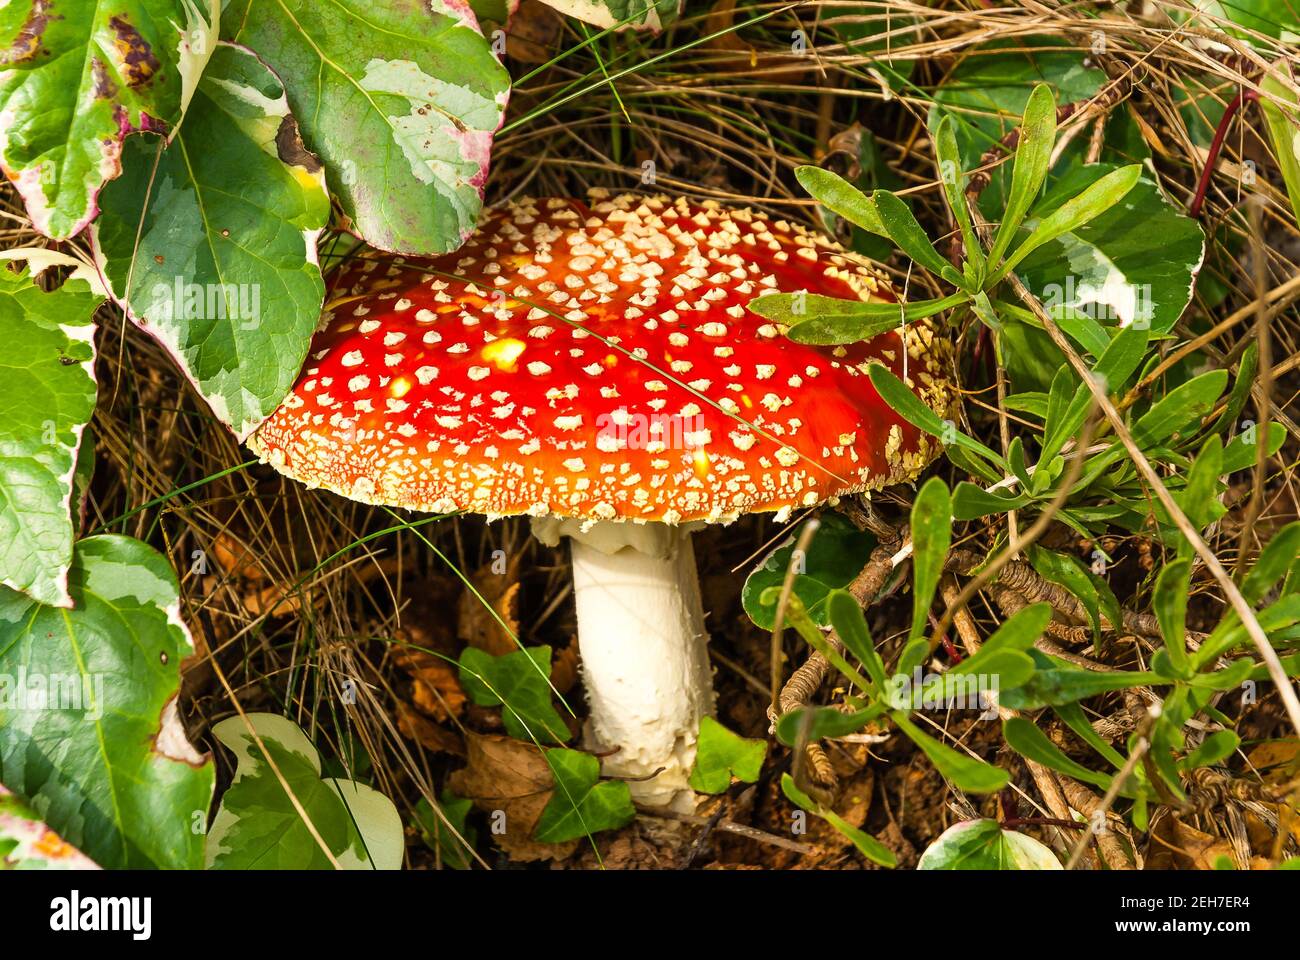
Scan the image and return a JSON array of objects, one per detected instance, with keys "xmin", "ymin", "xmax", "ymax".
[
  {"xmin": 206, "ymin": 713, "xmax": 402, "ymax": 870},
  {"xmin": 0, "ymin": 784, "xmax": 101, "ymax": 869},
  {"xmin": 0, "ymin": 0, "xmax": 219, "ymax": 240},
  {"xmin": 92, "ymin": 42, "xmax": 330, "ymax": 439},
  {"xmin": 917, "ymin": 819, "xmax": 1064, "ymax": 870},
  {"xmin": 0, "ymin": 265, "xmax": 102, "ymax": 607},
  {"xmin": 0, "ymin": 535, "xmax": 214, "ymax": 869},
  {"xmin": 223, "ymin": 0, "xmax": 510, "ymax": 256},
  {"xmin": 1013, "ymin": 162, "xmax": 1205, "ymax": 335},
  {"xmin": 536, "ymin": 0, "xmax": 680, "ymax": 31}
]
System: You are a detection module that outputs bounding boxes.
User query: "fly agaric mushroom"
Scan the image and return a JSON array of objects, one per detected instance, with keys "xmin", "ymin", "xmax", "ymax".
[{"xmin": 251, "ymin": 192, "xmax": 958, "ymax": 810}]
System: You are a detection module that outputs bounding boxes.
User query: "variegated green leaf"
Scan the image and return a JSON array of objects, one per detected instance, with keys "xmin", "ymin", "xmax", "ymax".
[
  {"xmin": 0, "ymin": 535, "xmax": 214, "ymax": 869},
  {"xmin": 0, "ymin": 265, "xmax": 102, "ymax": 608},
  {"xmin": 537, "ymin": 0, "xmax": 680, "ymax": 31},
  {"xmin": 1012, "ymin": 164, "xmax": 1205, "ymax": 334},
  {"xmin": 206, "ymin": 713, "xmax": 403, "ymax": 870},
  {"xmin": 0, "ymin": 784, "xmax": 101, "ymax": 869},
  {"xmin": 224, "ymin": 0, "xmax": 509, "ymax": 256},
  {"xmin": 918, "ymin": 819, "xmax": 1063, "ymax": 870},
  {"xmin": 92, "ymin": 42, "xmax": 329, "ymax": 438},
  {"xmin": 0, "ymin": 0, "xmax": 218, "ymax": 239}
]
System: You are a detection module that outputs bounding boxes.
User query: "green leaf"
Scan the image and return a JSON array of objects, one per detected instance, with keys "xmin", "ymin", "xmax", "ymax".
[
  {"xmin": 1153, "ymin": 558, "xmax": 1193, "ymax": 673},
  {"xmin": 93, "ymin": 42, "xmax": 330, "ymax": 439},
  {"xmin": 1027, "ymin": 546, "xmax": 1101, "ymax": 638},
  {"xmin": 224, "ymin": 0, "xmax": 510, "ymax": 256},
  {"xmin": 0, "ymin": 784, "xmax": 100, "ymax": 869},
  {"xmin": 742, "ymin": 513, "xmax": 875, "ymax": 631},
  {"xmin": 1261, "ymin": 62, "xmax": 1300, "ymax": 226},
  {"xmin": 533, "ymin": 749, "xmax": 635, "ymax": 844},
  {"xmin": 952, "ymin": 603, "xmax": 1050, "ymax": 679},
  {"xmin": 989, "ymin": 83, "xmax": 1057, "ymax": 267},
  {"xmin": 1131, "ymin": 370, "xmax": 1228, "ymax": 449},
  {"xmin": 0, "ymin": 535, "xmax": 214, "ymax": 869},
  {"xmin": 688, "ymin": 717, "xmax": 767, "ymax": 794},
  {"xmin": 933, "ymin": 116, "xmax": 984, "ymax": 274},
  {"xmin": 774, "ymin": 704, "xmax": 881, "ymax": 746},
  {"xmin": 1054, "ymin": 702, "xmax": 1127, "ymax": 769},
  {"xmin": 951, "ymin": 482, "xmax": 1030, "ymax": 520},
  {"xmin": 1223, "ymin": 421, "xmax": 1284, "ymax": 473},
  {"xmin": 1211, "ymin": 341, "xmax": 1258, "ymax": 436},
  {"xmin": 458, "ymin": 646, "xmax": 570, "ymax": 744},
  {"xmin": 1041, "ymin": 324, "xmax": 1149, "ymax": 465},
  {"xmin": 758, "ymin": 292, "xmax": 966, "ymax": 346},
  {"xmin": 1180, "ymin": 730, "xmax": 1240, "ymax": 772},
  {"xmin": 1000, "ymin": 663, "xmax": 1165, "ymax": 711},
  {"xmin": 927, "ymin": 39, "xmax": 1105, "ymax": 215},
  {"xmin": 1000, "ymin": 165, "xmax": 1144, "ymax": 277},
  {"xmin": 893, "ymin": 713, "xmax": 1009, "ymax": 793},
  {"xmin": 1003, "ymin": 391, "xmax": 1050, "ymax": 419},
  {"xmin": 910, "ymin": 651, "xmax": 1034, "ymax": 702},
  {"xmin": 1003, "ymin": 716, "xmax": 1114, "ymax": 789},
  {"xmin": 1011, "ymin": 163, "xmax": 1205, "ymax": 334},
  {"xmin": 0, "ymin": 266, "xmax": 102, "ymax": 607},
  {"xmin": 413, "ymin": 789, "xmax": 476, "ymax": 870},
  {"xmin": 867, "ymin": 363, "xmax": 1007, "ymax": 468},
  {"xmin": 206, "ymin": 713, "xmax": 402, "ymax": 869},
  {"xmin": 909, "ymin": 477, "xmax": 951, "ymax": 642},
  {"xmin": 1205, "ymin": 0, "xmax": 1300, "ymax": 41},
  {"xmin": 873, "ymin": 190, "xmax": 963, "ymax": 286},
  {"xmin": 918, "ymin": 818, "xmax": 1063, "ymax": 870},
  {"xmin": 827, "ymin": 589, "xmax": 887, "ymax": 692},
  {"xmin": 1242, "ymin": 521, "xmax": 1300, "ymax": 604},
  {"xmin": 0, "ymin": 0, "xmax": 218, "ymax": 238},
  {"xmin": 1176, "ymin": 434, "xmax": 1226, "ymax": 536},
  {"xmin": 795, "ymin": 165, "xmax": 886, "ymax": 236},
  {"xmin": 780, "ymin": 774, "xmax": 896, "ymax": 867}
]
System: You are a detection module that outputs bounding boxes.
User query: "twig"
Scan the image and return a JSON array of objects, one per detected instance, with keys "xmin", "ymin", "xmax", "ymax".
[{"xmin": 637, "ymin": 803, "xmax": 817, "ymax": 856}]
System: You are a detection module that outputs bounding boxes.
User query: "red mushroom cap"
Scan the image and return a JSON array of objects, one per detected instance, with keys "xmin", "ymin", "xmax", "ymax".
[{"xmin": 250, "ymin": 193, "xmax": 957, "ymax": 524}]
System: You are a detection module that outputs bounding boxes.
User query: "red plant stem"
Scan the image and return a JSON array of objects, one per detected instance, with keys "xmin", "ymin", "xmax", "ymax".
[
  {"xmin": 1189, "ymin": 88, "xmax": 1260, "ymax": 219},
  {"xmin": 927, "ymin": 610, "xmax": 964, "ymax": 663}
]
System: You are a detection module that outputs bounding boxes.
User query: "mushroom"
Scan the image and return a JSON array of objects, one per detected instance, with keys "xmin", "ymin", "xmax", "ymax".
[{"xmin": 251, "ymin": 192, "xmax": 958, "ymax": 810}]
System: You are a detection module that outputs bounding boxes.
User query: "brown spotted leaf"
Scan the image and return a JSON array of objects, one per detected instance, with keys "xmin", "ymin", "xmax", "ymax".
[
  {"xmin": 0, "ymin": 0, "xmax": 219, "ymax": 239},
  {"xmin": 223, "ymin": 0, "xmax": 510, "ymax": 256}
]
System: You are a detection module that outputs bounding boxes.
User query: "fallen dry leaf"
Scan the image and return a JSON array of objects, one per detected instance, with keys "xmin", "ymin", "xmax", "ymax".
[
  {"xmin": 550, "ymin": 638, "xmax": 580, "ymax": 696},
  {"xmin": 393, "ymin": 647, "xmax": 467, "ymax": 722},
  {"xmin": 241, "ymin": 583, "xmax": 303, "ymax": 618},
  {"xmin": 211, "ymin": 532, "xmax": 268, "ymax": 581},
  {"xmin": 505, "ymin": 0, "xmax": 562, "ymax": 64},
  {"xmin": 1247, "ymin": 739, "xmax": 1299, "ymax": 780},
  {"xmin": 449, "ymin": 731, "xmax": 575, "ymax": 863},
  {"xmin": 396, "ymin": 702, "xmax": 465, "ymax": 757},
  {"xmin": 1147, "ymin": 815, "xmax": 1237, "ymax": 870},
  {"xmin": 457, "ymin": 555, "xmax": 522, "ymax": 656}
]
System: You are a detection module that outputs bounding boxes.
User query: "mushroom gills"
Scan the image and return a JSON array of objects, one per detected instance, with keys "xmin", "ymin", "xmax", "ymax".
[{"xmin": 536, "ymin": 519, "xmax": 714, "ymax": 811}]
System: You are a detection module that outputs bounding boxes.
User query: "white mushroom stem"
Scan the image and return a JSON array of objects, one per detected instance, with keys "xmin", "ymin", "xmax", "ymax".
[{"xmin": 531, "ymin": 518, "xmax": 714, "ymax": 811}]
